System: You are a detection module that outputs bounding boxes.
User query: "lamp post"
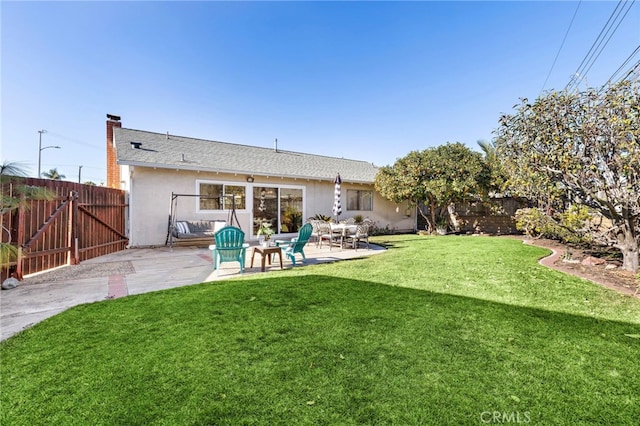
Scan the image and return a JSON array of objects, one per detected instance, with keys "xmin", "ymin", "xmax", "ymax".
[{"xmin": 37, "ymin": 130, "xmax": 60, "ymax": 177}]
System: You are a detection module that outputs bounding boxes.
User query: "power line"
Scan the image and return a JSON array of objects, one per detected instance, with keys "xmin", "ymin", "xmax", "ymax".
[
  {"xmin": 566, "ymin": 0, "xmax": 636, "ymax": 92},
  {"xmin": 602, "ymin": 44, "xmax": 640, "ymax": 88},
  {"xmin": 46, "ymin": 131, "xmax": 102, "ymax": 150},
  {"xmin": 575, "ymin": 1, "xmax": 636, "ymax": 88},
  {"xmin": 54, "ymin": 164, "xmax": 106, "ymax": 171},
  {"xmin": 540, "ymin": 1, "xmax": 582, "ymax": 95},
  {"xmin": 566, "ymin": 0, "xmax": 626, "ymax": 90}
]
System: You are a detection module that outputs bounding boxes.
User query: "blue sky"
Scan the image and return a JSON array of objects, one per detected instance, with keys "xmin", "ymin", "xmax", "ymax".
[{"xmin": 2, "ymin": 1, "xmax": 638, "ymax": 184}]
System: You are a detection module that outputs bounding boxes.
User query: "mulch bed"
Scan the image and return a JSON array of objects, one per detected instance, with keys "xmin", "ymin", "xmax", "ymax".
[{"xmin": 523, "ymin": 238, "xmax": 639, "ymax": 299}]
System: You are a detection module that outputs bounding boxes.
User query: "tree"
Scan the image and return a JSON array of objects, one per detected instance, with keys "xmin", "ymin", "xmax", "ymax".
[
  {"xmin": 41, "ymin": 168, "xmax": 65, "ymax": 180},
  {"xmin": 1, "ymin": 162, "xmax": 55, "ymax": 267},
  {"xmin": 477, "ymin": 139, "xmax": 508, "ymax": 195},
  {"xmin": 374, "ymin": 142, "xmax": 490, "ymax": 232},
  {"xmin": 495, "ymin": 79, "xmax": 639, "ymax": 272}
]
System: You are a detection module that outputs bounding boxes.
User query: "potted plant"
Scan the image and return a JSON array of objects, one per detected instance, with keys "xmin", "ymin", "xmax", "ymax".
[{"xmin": 257, "ymin": 221, "xmax": 274, "ymax": 246}]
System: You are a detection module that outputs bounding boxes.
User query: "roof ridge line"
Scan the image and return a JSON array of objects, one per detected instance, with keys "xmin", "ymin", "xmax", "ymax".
[{"xmin": 117, "ymin": 127, "xmax": 375, "ymax": 165}]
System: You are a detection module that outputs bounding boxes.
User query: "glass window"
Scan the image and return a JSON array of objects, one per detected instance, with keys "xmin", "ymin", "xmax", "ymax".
[
  {"xmin": 346, "ymin": 189, "xmax": 373, "ymax": 211},
  {"xmin": 198, "ymin": 182, "xmax": 246, "ymax": 211},
  {"xmin": 253, "ymin": 187, "xmax": 278, "ymax": 235},
  {"xmin": 225, "ymin": 185, "xmax": 246, "ymax": 210},
  {"xmin": 279, "ymin": 188, "xmax": 303, "ymax": 233}
]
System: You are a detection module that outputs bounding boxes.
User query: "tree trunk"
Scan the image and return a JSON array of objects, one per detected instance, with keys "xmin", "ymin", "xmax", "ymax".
[
  {"xmin": 616, "ymin": 224, "xmax": 639, "ymax": 273},
  {"xmin": 429, "ymin": 198, "xmax": 437, "ymax": 234},
  {"xmin": 447, "ymin": 202, "xmax": 461, "ymax": 232},
  {"xmin": 417, "ymin": 204, "xmax": 431, "ymax": 232}
]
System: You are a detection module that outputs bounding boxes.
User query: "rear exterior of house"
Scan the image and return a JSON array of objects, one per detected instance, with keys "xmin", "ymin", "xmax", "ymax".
[{"xmin": 106, "ymin": 115, "xmax": 415, "ymax": 247}]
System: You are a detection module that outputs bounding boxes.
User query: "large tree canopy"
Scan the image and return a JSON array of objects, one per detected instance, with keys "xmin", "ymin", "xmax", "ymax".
[
  {"xmin": 374, "ymin": 142, "xmax": 489, "ymax": 232},
  {"xmin": 495, "ymin": 79, "xmax": 639, "ymax": 272}
]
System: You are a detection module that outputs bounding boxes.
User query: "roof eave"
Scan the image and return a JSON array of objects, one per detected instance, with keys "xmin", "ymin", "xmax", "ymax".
[{"xmin": 117, "ymin": 160, "xmax": 374, "ymax": 184}]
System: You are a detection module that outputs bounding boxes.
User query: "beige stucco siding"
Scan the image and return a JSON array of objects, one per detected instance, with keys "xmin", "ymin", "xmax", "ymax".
[{"xmin": 124, "ymin": 166, "xmax": 414, "ymax": 247}]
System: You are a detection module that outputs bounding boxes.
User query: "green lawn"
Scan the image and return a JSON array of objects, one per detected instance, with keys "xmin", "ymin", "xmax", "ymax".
[{"xmin": 2, "ymin": 235, "xmax": 639, "ymax": 425}]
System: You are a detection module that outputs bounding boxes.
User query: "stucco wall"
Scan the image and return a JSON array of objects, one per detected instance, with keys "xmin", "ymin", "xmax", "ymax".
[{"xmin": 125, "ymin": 166, "xmax": 414, "ymax": 247}]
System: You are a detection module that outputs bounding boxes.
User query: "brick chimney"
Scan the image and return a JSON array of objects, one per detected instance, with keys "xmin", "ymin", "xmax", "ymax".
[{"xmin": 106, "ymin": 114, "xmax": 122, "ymax": 188}]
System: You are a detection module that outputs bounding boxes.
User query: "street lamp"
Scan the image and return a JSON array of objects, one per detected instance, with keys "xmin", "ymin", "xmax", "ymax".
[{"xmin": 37, "ymin": 130, "xmax": 60, "ymax": 177}]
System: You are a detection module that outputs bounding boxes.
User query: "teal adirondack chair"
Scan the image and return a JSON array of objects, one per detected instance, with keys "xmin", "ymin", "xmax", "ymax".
[
  {"xmin": 208, "ymin": 226, "xmax": 249, "ymax": 276},
  {"xmin": 276, "ymin": 222, "xmax": 313, "ymax": 266}
]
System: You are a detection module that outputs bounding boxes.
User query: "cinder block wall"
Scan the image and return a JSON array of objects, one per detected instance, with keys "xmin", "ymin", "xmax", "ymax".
[
  {"xmin": 417, "ymin": 198, "xmax": 527, "ymax": 235},
  {"xmin": 455, "ymin": 215, "xmax": 519, "ymax": 235}
]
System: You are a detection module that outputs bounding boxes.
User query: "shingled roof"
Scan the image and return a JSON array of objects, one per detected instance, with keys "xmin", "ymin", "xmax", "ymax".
[{"xmin": 114, "ymin": 128, "xmax": 378, "ymax": 184}]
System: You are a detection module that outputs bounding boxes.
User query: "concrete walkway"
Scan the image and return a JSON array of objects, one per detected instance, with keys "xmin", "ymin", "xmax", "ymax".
[{"xmin": 0, "ymin": 243, "xmax": 385, "ymax": 341}]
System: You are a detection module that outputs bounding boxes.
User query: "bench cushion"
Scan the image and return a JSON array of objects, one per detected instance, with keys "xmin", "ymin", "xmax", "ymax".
[
  {"xmin": 175, "ymin": 221, "xmax": 190, "ymax": 234},
  {"xmin": 173, "ymin": 220, "xmax": 226, "ymax": 238}
]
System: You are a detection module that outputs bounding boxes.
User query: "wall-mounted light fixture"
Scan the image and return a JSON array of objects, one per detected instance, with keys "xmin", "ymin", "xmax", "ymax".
[{"xmin": 246, "ymin": 176, "xmax": 254, "ymax": 183}]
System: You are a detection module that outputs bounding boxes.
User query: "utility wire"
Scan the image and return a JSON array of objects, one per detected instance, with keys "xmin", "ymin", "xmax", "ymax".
[
  {"xmin": 613, "ymin": 59, "xmax": 640, "ymax": 84},
  {"xmin": 565, "ymin": 0, "xmax": 636, "ymax": 91},
  {"xmin": 566, "ymin": 0, "xmax": 625, "ymax": 90},
  {"xmin": 566, "ymin": 1, "xmax": 622, "ymax": 90},
  {"xmin": 46, "ymin": 131, "xmax": 102, "ymax": 150},
  {"xmin": 540, "ymin": 1, "xmax": 582, "ymax": 96},
  {"xmin": 602, "ymin": 44, "xmax": 640, "ymax": 88},
  {"xmin": 574, "ymin": 0, "xmax": 636, "ymax": 89}
]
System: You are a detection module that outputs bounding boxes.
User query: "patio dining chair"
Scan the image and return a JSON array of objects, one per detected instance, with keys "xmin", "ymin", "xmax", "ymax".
[
  {"xmin": 308, "ymin": 219, "xmax": 323, "ymax": 246},
  {"xmin": 208, "ymin": 226, "xmax": 250, "ymax": 276},
  {"xmin": 275, "ymin": 222, "xmax": 313, "ymax": 266},
  {"xmin": 317, "ymin": 221, "xmax": 338, "ymax": 250},
  {"xmin": 345, "ymin": 222, "xmax": 371, "ymax": 251}
]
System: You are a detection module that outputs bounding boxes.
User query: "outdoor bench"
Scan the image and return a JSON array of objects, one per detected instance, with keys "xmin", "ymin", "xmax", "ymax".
[{"xmin": 168, "ymin": 220, "xmax": 227, "ymax": 247}]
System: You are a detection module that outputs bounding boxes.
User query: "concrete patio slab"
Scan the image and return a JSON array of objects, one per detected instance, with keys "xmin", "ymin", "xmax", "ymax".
[{"xmin": 1, "ymin": 242, "xmax": 384, "ymax": 341}]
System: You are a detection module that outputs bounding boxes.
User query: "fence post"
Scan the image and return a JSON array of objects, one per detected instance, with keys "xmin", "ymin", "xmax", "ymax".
[
  {"xmin": 68, "ymin": 191, "xmax": 80, "ymax": 265},
  {"xmin": 15, "ymin": 193, "xmax": 26, "ymax": 280}
]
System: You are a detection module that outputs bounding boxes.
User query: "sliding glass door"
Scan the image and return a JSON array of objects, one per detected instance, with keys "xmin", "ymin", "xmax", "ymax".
[
  {"xmin": 279, "ymin": 188, "xmax": 303, "ymax": 233},
  {"xmin": 252, "ymin": 186, "xmax": 303, "ymax": 235}
]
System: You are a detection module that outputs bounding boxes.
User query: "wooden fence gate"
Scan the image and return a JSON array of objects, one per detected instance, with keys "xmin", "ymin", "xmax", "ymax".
[{"xmin": 1, "ymin": 178, "xmax": 128, "ymax": 282}]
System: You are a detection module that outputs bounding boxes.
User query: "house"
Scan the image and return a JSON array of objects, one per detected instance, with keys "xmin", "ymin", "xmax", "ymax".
[{"xmin": 106, "ymin": 114, "xmax": 415, "ymax": 247}]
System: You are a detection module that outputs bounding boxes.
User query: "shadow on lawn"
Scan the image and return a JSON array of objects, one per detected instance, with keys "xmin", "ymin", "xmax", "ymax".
[
  {"xmin": 2, "ymin": 275, "xmax": 639, "ymax": 425},
  {"xmin": 239, "ymin": 274, "xmax": 640, "ymax": 329}
]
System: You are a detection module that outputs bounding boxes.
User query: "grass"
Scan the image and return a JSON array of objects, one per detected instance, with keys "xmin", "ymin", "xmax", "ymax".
[{"xmin": 1, "ymin": 235, "xmax": 639, "ymax": 425}]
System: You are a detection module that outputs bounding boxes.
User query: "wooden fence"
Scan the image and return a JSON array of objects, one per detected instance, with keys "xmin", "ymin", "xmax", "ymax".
[
  {"xmin": 417, "ymin": 197, "xmax": 528, "ymax": 234},
  {"xmin": 1, "ymin": 178, "xmax": 128, "ymax": 281}
]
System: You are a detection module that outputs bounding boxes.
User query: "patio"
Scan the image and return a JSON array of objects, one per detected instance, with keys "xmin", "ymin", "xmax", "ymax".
[{"xmin": 0, "ymin": 242, "xmax": 385, "ymax": 341}]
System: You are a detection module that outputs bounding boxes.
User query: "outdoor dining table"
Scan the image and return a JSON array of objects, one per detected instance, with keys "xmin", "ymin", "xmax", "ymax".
[{"xmin": 329, "ymin": 223, "xmax": 358, "ymax": 248}]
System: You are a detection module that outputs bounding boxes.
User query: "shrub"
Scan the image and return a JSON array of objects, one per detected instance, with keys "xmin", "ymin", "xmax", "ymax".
[
  {"xmin": 514, "ymin": 208, "xmax": 554, "ymax": 238},
  {"xmin": 308, "ymin": 213, "xmax": 332, "ymax": 222},
  {"xmin": 515, "ymin": 207, "xmax": 593, "ymax": 245}
]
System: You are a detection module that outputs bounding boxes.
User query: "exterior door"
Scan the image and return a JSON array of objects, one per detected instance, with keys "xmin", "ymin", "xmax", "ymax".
[
  {"xmin": 252, "ymin": 186, "xmax": 304, "ymax": 235},
  {"xmin": 279, "ymin": 188, "xmax": 303, "ymax": 233},
  {"xmin": 253, "ymin": 187, "xmax": 278, "ymax": 236}
]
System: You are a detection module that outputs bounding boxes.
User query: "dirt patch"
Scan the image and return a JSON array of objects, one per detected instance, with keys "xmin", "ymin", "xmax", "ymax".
[
  {"xmin": 524, "ymin": 238, "xmax": 639, "ymax": 299},
  {"xmin": 21, "ymin": 261, "xmax": 135, "ymax": 285}
]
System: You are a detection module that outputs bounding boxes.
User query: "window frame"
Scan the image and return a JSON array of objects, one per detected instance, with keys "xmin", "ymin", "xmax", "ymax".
[
  {"xmin": 196, "ymin": 180, "xmax": 248, "ymax": 213},
  {"xmin": 346, "ymin": 189, "xmax": 373, "ymax": 211}
]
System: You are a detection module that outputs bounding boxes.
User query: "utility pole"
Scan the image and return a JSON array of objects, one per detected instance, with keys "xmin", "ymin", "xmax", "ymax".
[
  {"xmin": 37, "ymin": 130, "xmax": 47, "ymax": 177},
  {"xmin": 78, "ymin": 165, "xmax": 83, "ymax": 183},
  {"xmin": 37, "ymin": 129, "xmax": 60, "ymax": 178}
]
